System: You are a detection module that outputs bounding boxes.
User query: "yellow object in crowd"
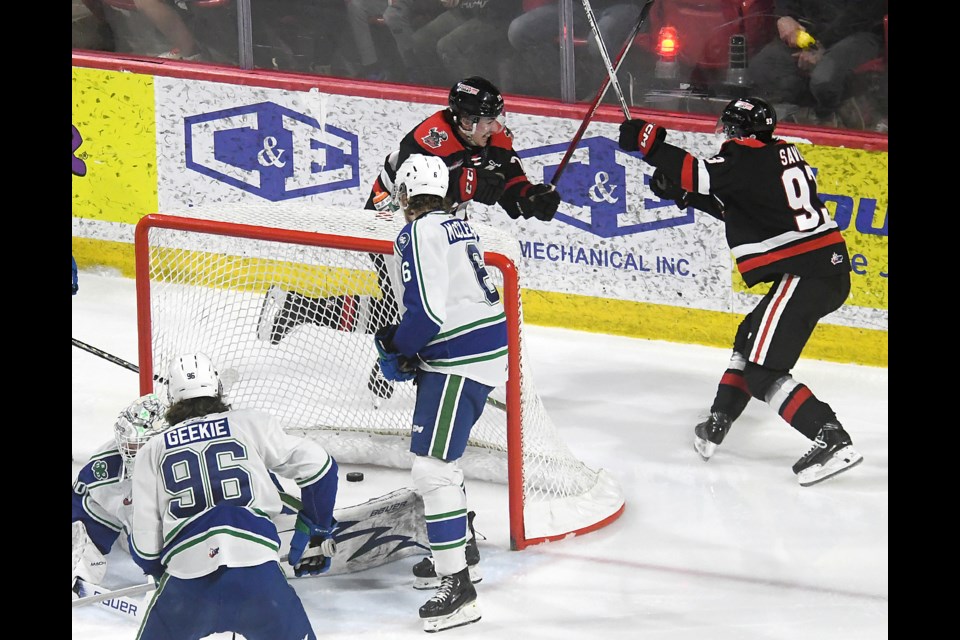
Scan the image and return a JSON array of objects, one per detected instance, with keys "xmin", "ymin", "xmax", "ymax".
[{"xmin": 795, "ymin": 31, "xmax": 816, "ymax": 49}]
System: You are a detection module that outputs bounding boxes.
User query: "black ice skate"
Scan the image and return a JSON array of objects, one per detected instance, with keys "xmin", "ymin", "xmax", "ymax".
[
  {"xmin": 792, "ymin": 423, "xmax": 863, "ymax": 486},
  {"xmin": 693, "ymin": 412, "xmax": 733, "ymax": 461},
  {"xmin": 257, "ymin": 286, "xmax": 308, "ymax": 344},
  {"xmin": 413, "ymin": 511, "xmax": 481, "ymax": 590},
  {"xmin": 419, "ymin": 567, "xmax": 481, "ymax": 633}
]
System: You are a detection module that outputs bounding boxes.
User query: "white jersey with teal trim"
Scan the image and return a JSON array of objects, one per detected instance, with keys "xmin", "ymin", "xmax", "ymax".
[
  {"xmin": 390, "ymin": 210, "xmax": 509, "ymax": 387},
  {"xmin": 130, "ymin": 408, "xmax": 335, "ymax": 579},
  {"xmin": 71, "ymin": 440, "xmax": 133, "ymax": 551}
]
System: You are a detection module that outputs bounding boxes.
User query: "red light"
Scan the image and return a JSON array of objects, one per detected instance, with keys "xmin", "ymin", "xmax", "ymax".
[{"xmin": 657, "ymin": 26, "xmax": 679, "ymax": 59}]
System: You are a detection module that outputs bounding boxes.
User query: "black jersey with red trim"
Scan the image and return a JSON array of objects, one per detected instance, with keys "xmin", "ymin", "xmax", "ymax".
[
  {"xmin": 646, "ymin": 136, "xmax": 850, "ymax": 287},
  {"xmin": 367, "ymin": 109, "xmax": 534, "ymax": 219}
]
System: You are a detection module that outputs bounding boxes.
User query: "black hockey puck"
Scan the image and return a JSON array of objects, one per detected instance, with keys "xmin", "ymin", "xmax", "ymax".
[{"xmin": 346, "ymin": 472, "xmax": 364, "ymax": 482}]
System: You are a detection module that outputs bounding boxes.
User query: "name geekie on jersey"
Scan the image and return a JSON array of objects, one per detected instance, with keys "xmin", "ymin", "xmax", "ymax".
[{"xmin": 165, "ymin": 419, "xmax": 231, "ymax": 447}]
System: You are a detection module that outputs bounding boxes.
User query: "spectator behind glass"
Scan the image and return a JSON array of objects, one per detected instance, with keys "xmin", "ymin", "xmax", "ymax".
[
  {"xmin": 134, "ymin": 0, "xmax": 204, "ymax": 59},
  {"xmin": 73, "ymin": 0, "xmax": 116, "ymax": 51},
  {"xmin": 747, "ymin": 0, "xmax": 886, "ymax": 128},
  {"xmin": 504, "ymin": 0, "xmax": 642, "ymax": 100},
  {"xmin": 402, "ymin": 0, "xmax": 522, "ymax": 88},
  {"xmin": 345, "ymin": 0, "xmax": 443, "ymax": 81}
]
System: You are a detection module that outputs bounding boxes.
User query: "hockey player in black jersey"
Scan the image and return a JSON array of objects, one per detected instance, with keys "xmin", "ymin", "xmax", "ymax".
[
  {"xmin": 257, "ymin": 76, "xmax": 560, "ymax": 398},
  {"xmin": 618, "ymin": 96, "xmax": 862, "ymax": 486}
]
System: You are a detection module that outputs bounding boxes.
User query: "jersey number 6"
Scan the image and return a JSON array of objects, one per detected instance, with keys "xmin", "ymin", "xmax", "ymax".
[{"xmin": 467, "ymin": 243, "xmax": 500, "ymax": 305}]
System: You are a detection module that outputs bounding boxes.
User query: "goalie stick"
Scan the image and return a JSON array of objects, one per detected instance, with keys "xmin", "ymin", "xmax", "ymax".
[
  {"xmin": 551, "ymin": 0, "xmax": 654, "ymax": 186},
  {"xmin": 74, "ymin": 488, "xmax": 430, "ymax": 614},
  {"xmin": 72, "ymin": 578, "xmax": 155, "ymax": 613}
]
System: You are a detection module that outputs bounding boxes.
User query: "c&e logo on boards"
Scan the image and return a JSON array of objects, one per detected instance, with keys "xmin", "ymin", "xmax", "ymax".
[{"xmin": 184, "ymin": 102, "xmax": 359, "ymax": 201}]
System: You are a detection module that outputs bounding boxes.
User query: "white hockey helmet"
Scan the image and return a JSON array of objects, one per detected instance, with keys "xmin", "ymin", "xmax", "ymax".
[
  {"xmin": 167, "ymin": 352, "xmax": 222, "ymax": 403},
  {"xmin": 395, "ymin": 154, "xmax": 449, "ymax": 199},
  {"xmin": 114, "ymin": 393, "xmax": 169, "ymax": 479}
]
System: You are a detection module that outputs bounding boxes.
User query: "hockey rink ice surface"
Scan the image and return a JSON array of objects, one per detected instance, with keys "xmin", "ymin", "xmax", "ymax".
[{"xmin": 72, "ymin": 271, "xmax": 888, "ymax": 639}]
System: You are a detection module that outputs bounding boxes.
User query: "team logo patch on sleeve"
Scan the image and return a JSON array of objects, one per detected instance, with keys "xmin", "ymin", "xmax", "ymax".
[
  {"xmin": 397, "ymin": 233, "xmax": 411, "ymax": 251},
  {"xmin": 92, "ymin": 460, "xmax": 108, "ymax": 481},
  {"xmin": 421, "ymin": 128, "xmax": 448, "ymax": 149}
]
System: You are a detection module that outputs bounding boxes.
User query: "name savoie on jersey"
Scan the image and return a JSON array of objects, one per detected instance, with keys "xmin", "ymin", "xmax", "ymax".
[
  {"xmin": 164, "ymin": 419, "xmax": 231, "ymax": 447},
  {"xmin": 779, "ymin": 144, "xmax": 805, "ymax": 167}
]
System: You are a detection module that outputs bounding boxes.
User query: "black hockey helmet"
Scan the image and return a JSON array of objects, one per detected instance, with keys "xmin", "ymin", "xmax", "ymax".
[
  {"xmin": 448, "ymin": 76, "xmax": 505, "ymax": 131},
  {"xmin": 718, "ymin": 96, "xmax": 777, "ymax": 140}
]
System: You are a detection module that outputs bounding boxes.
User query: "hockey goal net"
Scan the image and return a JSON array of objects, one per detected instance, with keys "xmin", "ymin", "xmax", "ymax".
[{"xmin": 134, "ymin": 204, "xmax": 624, "ymax": 550}]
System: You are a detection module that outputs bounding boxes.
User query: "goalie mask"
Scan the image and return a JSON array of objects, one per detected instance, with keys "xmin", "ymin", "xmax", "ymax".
[
  {"xmin": 114, "ymin": 393, "xmax": 169, "ymax": 479},
  {"xmin": 167, "ymin": 352, "xmax": 223, "ymax": 403}
]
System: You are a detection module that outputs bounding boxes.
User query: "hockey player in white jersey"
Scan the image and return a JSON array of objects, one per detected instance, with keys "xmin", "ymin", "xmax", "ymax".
[
  {"xmin": 72, "ymin": 393, "xmax": 169, "ymax": 594},
  {"xmin": 129, "ymin": 352, "xmax": 340, "ymax": 640},
  {"xmin": 373, "ymin": 154, "xmax": 508, "ymax": 632}
]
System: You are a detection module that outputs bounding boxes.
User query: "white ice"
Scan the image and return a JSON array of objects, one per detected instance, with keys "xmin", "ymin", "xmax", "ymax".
[{"xmin": 72, "ymin": 270, "xmax": 888, "ymax": 639}]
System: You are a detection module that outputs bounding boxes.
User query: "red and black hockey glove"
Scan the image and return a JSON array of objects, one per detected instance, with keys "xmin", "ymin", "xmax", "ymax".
[
  {"xmin": 619, "ymin": 119, "xmax": 666, "ymax": 156},
  {"xmin": 459, "ymin": 167, "xmax": 505, "ymax": 205},
  {"xmin": 517, "ymin": 183, "xmax": 561, "ymax": 221}
]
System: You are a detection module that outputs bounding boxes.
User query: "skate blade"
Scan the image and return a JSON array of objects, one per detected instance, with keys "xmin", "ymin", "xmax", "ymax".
[
  {"xmin": 256, "ymin": 286, "xmax": 286, "ymax": 342},
  {"xmin": 422, "ymin": 600, "xmax": 481, "ymax": 633},
  {"xmin": 797, "ymin": 449, "xmax": 864, "ymax": 487},
  {"xmin": 694, "ymin": 436, "xmax": 716, "ymax": 461}
]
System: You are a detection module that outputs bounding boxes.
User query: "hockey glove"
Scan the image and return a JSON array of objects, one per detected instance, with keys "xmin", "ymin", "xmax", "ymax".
[
  {"xmin": 374, "ymin": 325, "xmax": 418, "ymax": 382},
  {"xmin": 459, "ymin": 167, "xmax": 505, "ymax": 205},
  {"xmin": 619, "ymin": 118, "xmax": 666, "ymax": 157},
  {"xmin": 517, "ymin": 183, "xmax": 561, "ymax": 221},
  {"xmin": 288, "ymin": 512, "xmax": 338, "ymax": 577},
  {"xmin": 650, "ymin": 168, "xmax": 689, "ymax": 210}
]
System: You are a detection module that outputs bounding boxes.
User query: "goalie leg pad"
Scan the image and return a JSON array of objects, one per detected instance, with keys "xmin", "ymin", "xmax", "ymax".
[
  {"xmin": 72, "ymin": 521, "xmax": 107, "ymax": 588},
  {"xmin": 412, "ymin": 456, "xmax": 469, "ymax": 578},
  {"xmin": 279, "ymin": 487, "xmax": 430, "ymax": 578}
]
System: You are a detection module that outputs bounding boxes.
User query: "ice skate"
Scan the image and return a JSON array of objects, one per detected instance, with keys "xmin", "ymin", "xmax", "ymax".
[
  {"xmin": 793, "ymin": 423, "xmax": 863, "ymax": 486},
  {"xmin": 419, "ymin": 567, "xmax": 481, "ymax": 633},
  {"xmin": 694, "ymin": 411, "xmax": 732, "ymax": 461},
  {"xmin": 257, "ymin": 286, "xmax": 307, "ymax": 344},
  {"xmin": 413, "ymin": 511, "xmax": 481, "ymax": 590}
]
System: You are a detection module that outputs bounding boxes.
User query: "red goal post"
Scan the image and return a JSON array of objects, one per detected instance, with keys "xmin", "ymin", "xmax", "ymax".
[{"xmin": 134, "ymin": 205, "xmax": 624, "ymax": 550}]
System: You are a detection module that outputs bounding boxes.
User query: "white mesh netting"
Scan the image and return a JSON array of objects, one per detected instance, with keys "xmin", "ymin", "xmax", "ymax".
[{"xmin": 138, "ymin": 203, "xmax": 623, "ymax": 545}]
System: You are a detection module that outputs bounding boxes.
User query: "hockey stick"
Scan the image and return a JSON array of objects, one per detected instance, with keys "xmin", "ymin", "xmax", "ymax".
[
  {"xmin": 71, "ymin": 338, "xmax": 245, "ymax": 390},
  {"xmin": 74, "ymin": 487, "xmax": 428, "ymax": 610},
  {"xmin": 72, "ymin": 578, "xmax": 156, "ymax": 608},
  {"xmin": 550, "ymin": 0, "xmax": 654, "ymax": 186},
  {"xmin": 72, "ymin": 338, "xmax": 140, "ymax": 374},
  {"xmin": 579, "ymin": 0, "xmax": 639, "ymax": 119}
]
